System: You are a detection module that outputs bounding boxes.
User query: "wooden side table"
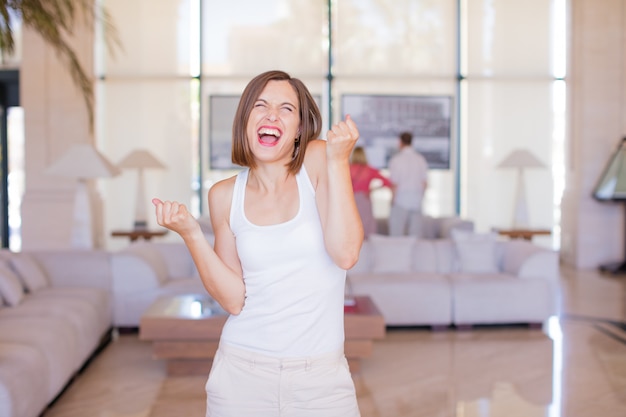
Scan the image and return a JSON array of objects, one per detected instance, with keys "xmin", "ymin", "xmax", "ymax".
[
  {"xmin": 111, "ymin": 229, "xmax": 168, "ymax": 242},
  {"xmin": 495, "ymin": 228, "xmax": 551, "ymax": 241}
]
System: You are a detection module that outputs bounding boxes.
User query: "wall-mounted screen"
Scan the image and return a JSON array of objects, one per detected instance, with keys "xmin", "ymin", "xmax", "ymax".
[{"xmin": 341, "ymin": 94, "xmax": 453, "ymax": 170}]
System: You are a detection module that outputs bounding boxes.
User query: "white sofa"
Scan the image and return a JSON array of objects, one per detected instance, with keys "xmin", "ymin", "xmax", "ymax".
[
  {"xmin": 376, "ymin": 215, "xmax": 474, "ymax": 238},
  {"xmin": 0, "ymin": 249, "xmax": 113, "ymax": 417},
  {"xmin": 111, "ymin": 240, "xmax": 208, "ymax": 327},
  {"xmin": 0, "ymin": 228, "xmax": 557, "ymax": 417},
  {"xmin": 347, "ymin": 232, "xmax": 559, "ymax": 327},
  {"xmin": 0, "ymin": 236, "xmax": 208, "ymax": 417}
]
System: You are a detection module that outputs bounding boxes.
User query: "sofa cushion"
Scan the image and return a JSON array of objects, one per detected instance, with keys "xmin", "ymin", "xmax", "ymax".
[
  {"xmin": 0, "ymin": 317, "xmax": 78, "ymax": 398},
  {"xmin": 0, "ymin": 262, "xmax": 24, "ymax": 306},
  {"xmin": 1, "ymin": 289, "xmax": 111, "ymax": 361},
  {"xmin": 124, "ymin": 244, "xmax": 169, "ymax": 285},
  {"xmin": 450, "ymin": 274, "xmax": 555, "ymax": 324},
  {"xmin": 451, "ymin": 230, "xmax": 499, "ymax": 273},
  {"xmin": 348, "ymin": 272, "xmax": 453, "ymax": 325},
  {"xmin": 148, "ymin": 242, "xmax": 196, "ymax": 280},
  {"xmin": 0, "ymin": 342, "xmax": 49, "ymax": 417},
  {"xmin": 412, "ymin": 240, "xmax": 438, "ymax": 272},
  {"xmin": 368, "ymin": 234, "xmax": 416, "ymax": 273},
  {"xmin": 9, "ymin": 254, "xmax": 49, "ymax": 292}
]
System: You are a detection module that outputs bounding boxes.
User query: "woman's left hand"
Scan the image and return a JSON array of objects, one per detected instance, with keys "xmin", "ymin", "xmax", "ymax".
[{"xmin": 326, "ymin": 115, "xmax": 359, "ymax": 163}]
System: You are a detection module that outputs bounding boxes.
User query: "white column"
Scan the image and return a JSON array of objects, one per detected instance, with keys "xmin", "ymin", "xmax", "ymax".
[
  {"xmin": 561, "ymin": 0, "xmax": 626, "ymax": 268},
  {"xmin": 20, "ymin": 8, "xmax": 97, "ymax": 250}
]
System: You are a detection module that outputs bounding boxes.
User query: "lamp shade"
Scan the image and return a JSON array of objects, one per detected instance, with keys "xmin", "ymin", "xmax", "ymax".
[
  {"xmin": 117, "ymin": 149, "xmax": 166, "ymax": 170},
  {"xmin": 117, "ymin": 149, "xmax": 167, "ymax": 229},
  {"xmin": 496, "ymin": 149, "xmax": 546, "ymax": 169},
  {"xmin": 44, "ymin": 143, "xmax": 119, "ymax": 249},
  {"xmin": 593, "ymin": 137, "xmax": 626, "ymax": 201},
  {"xmin": 46, "ymin": 143, "xmax": 120, "ymax": 179}
]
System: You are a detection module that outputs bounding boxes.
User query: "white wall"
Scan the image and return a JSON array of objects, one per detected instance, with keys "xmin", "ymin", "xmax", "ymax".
[{"xmin": 560, "ymin": 0, "xmax": 626, "ymax": 269}]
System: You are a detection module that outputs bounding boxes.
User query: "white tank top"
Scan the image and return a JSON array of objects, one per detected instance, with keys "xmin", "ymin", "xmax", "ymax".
[{"xmin": 219, "ymin": 166, "xmax": 346, "ymax": 357}]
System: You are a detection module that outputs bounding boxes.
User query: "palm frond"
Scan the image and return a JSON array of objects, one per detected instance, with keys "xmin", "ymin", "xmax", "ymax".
[{"xmin": 1, "ymin": 0, "xmax": 121, "ymax": 131}]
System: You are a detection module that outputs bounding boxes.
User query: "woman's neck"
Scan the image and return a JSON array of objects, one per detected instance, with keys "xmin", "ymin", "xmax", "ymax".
[{"xmin": 248, "ymin": 165, "xmax": 292, "ymax": 192}]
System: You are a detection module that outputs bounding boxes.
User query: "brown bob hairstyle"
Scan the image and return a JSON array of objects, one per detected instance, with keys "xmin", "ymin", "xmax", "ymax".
[{"xmin": 231, "ymin": 70, "xmax": 322, "ymax": 174}]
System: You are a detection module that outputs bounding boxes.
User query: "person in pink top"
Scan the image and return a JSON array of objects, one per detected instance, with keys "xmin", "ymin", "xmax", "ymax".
[{"xmin": 349, "ymin": 146, "xmax": 393, "ymax": 237}]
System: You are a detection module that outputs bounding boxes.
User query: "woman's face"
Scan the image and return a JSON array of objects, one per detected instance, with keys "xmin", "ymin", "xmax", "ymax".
[{"xmin": 246, "ymin": 80, "xmax": 301, "ymax": 165}]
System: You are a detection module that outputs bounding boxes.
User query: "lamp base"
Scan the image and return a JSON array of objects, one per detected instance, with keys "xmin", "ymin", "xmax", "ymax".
[
  {"xmin": 133, "ymin": 220, "xmax": 148, "ymax": 230},
  {"xmin": 599, "ymin": 261, "xmax": 626, "ymax": 275}
]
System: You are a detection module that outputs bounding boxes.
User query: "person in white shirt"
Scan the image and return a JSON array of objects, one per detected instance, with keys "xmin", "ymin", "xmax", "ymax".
[
  {"xmin": 152, "ymin": 70, "xmax": 363, "ymax": 417},
  {"xmin": 388, "ymin": 131, "xmax": 429, "ymax": 237}
]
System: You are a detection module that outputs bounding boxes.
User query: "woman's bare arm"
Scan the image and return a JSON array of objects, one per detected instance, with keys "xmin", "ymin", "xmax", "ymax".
[
  {"xmin": 306, "ymin": 116, "xmax": 364, "ymax": 269},
  {"xmin": 152, "ymin": 178, "xmax": 245, "ymax": 314}
]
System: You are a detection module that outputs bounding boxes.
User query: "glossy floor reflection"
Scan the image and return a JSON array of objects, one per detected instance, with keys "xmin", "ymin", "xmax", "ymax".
[{"xmin": 43, "ymin": 265, "xmax": 626, "ymax": 417}]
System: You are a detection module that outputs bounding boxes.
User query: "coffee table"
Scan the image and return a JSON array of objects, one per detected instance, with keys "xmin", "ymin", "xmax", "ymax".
[{"xmin": 139, "ymin": 294, "xmax": 385, "ymax": 375}]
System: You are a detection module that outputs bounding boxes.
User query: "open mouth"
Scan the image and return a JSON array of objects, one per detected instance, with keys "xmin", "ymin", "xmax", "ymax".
[{"xmin": 258, "ymin": 127, "xmax": 282, "ymax": 146}]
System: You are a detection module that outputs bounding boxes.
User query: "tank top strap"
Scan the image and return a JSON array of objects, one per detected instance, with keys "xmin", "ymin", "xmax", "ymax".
[
  {"xmin": 229, "ymin": 168, "xmax": 249, "ymax": 232},
  {"xmin": 297, "ymin": 164, "xmax": 316, "ymax": 197}
]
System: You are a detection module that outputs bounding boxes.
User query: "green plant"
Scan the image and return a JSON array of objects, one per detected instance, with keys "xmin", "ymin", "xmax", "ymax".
[{"xmin": 0, "ymin": 0, "xmax": 120, "ymax": 130}]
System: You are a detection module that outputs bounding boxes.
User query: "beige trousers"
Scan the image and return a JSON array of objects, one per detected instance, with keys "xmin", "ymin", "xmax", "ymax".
[
  {"xmin": 205, "ymin": 343, "xmax": 361, "ymax": 417},
  {"xmin": 389, "ymin": 205, "xmax": 424, "ymax": 237}
]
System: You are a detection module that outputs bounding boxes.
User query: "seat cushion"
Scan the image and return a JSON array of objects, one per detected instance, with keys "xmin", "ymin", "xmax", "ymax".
[
  {"xmin": 451, "ymin": 230, "xmax": 499, "ymax": 273},
  {"xmin": 0, "ymin": 342, "xmax": 49, "ymax": 417},
  {"xmin": 450, "ymin": 274, "xmax": 555, "ymax": 324},
  {"xmin": 349, "ymin": 272, "xmax": 452, "ymax": 326},
  {"xmin": 368, "ymin": 234, "xmax": 416, "ymax": 273},
  {"xmin": 0, "ymin": 290, "xmax": 111, "ymax": 361},
  {"xmin": 0, "ymin": 317, "xmax": 79, "ymax": 399}
]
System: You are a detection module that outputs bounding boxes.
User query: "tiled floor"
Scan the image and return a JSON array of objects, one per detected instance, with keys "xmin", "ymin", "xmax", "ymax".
[{"xmin": 43, "ymin": 265, "xmax": 626, "ymax": 417}]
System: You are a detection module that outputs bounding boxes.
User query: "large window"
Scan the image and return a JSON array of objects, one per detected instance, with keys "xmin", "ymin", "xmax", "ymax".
[{"xmin": 99, "ymin": 0, "xmax": 566, "ymax": 249}]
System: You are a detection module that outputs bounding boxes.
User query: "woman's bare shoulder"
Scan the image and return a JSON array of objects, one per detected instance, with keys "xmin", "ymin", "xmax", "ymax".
[
  {"xmin": 304, "ymin": 139, "xmax": 327, "ymax": 166},
  {"xmin": 303, "ymin": 139, "xmax": 327, "ymax": 189},
  {"xmin": 208, "ymin": 175, "xmax": 237, "ymax": 209},
  {"xmin": 306, "ymin": 138, "xmax": 326, "ymax": 153}
]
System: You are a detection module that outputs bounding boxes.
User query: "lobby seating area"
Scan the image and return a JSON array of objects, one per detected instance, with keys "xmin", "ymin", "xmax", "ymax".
[
  {"xmin": 0, "ymin": 250, "xmax": 113, "ymax": 417},
  {"xmin": 348, "ymin": 233, "xmax": 559, "ymax": 327},
  {"xmin": 0, "ymin": 231, "xmax": 561, "ymax": 417},
  {"xmin": 38, "ymin": 264, "xmax": 626, "ymax": 417}
]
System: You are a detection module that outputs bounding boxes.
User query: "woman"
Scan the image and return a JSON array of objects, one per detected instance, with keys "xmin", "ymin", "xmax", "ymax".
[
  {"xmin": 152, "ymin": 70, "xmax": 364, "ymax": 417},
  {"xmin": 350, "ymin": 146, "xmax": 393, "ymax": 237}
]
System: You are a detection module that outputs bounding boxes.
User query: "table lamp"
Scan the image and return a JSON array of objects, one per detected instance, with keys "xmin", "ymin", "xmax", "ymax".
[
  {"xmin": 496, "ymin": 149, "xmax": 547, "ymax": 228},
  {"xmin": 117, "ymin": 149, "xmax": 167, "ymax": 229},
  {"xmin": 46, "ymin": 143, "xmax": 120, "ymax": 248}
]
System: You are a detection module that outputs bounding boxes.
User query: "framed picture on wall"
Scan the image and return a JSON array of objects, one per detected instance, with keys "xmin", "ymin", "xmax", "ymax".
[
  {"xmin": 209, "ymin": 95, "xmax": 241, "ymax": 170},
  {"xmin": 209, "ymin": 94, "xmax": 323, "ymax": 170},
  {"xmin": 341, "ymin": 94, "xmax": 453, "ymax": 169}
]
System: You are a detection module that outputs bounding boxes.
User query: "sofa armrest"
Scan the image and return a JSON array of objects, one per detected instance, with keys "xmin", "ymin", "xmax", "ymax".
[
  {"xmin": 29, "ymin": 250, "xmax": 112, "ymax": 290},
  {"xmin": 517, "ymin": 251, "xmax": 559, "ymax": 281},
  {"xmin": 502, "ymin": 240, "xmax": 559, "ymax": 282}
]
